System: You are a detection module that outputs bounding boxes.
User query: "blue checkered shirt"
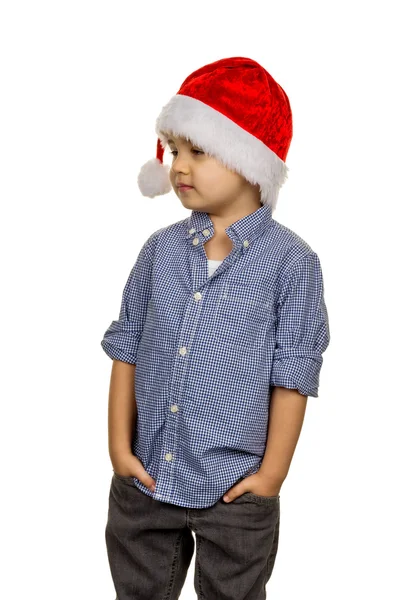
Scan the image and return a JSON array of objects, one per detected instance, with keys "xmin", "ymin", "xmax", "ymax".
[{"xmin": 101, "ymin": 203, "xmax": 330, "ymax": 508}]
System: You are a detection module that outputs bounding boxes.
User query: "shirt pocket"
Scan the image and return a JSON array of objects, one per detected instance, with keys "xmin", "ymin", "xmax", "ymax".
[
  {"xmin": 140, "ymin": 295, "xmax": 177, "ymax": 351},
  {"xmin": 211, "ymin": 285, "xmax": 275, "ymax": 350}
]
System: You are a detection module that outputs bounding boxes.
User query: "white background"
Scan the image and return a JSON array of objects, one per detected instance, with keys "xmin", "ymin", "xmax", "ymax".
[{"xmin": 1, "ymin": 1, "xmax": 399, "ymax": 598}]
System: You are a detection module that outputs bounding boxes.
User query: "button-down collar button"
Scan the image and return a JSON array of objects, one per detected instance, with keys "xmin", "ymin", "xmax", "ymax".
[
  {"xmin": 165, "ymin": 453, "xmax": 173, "ymax": 461},
  {"xmin": 194, "ymin": 291, "xmax": 202, "ymax": 300},
  {"xmin": 189, "ymin": 228, "xmax": 196, "ymax": 234},
  {"xmin": 202, "ymin": 228, "xmax": 210, "ymax": 236},
  {"xmin": 179, "ymin": 346, "xmax": 187, "ymax": 356},
  {"xmin": 192, "ymin": 237, "xmax": 199, "ymax": 246},
  {"xmin": 171, "ymin": 404, "xmax": 179, "ymax": 413},
  {"xmin": 243, "ymin": 240, "xmax": 249, "ymax": 248}
]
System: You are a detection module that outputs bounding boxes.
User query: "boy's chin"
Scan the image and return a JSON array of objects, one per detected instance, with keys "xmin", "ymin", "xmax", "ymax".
[{"xmin": 179, "ymin": 193, "xmax": 202, "ymax": 206}]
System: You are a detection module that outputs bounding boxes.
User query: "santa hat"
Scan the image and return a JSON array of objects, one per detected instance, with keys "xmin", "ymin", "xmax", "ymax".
[{"xmin": 137, "ymin": 56, "xmax": 293, "ymax": 211}]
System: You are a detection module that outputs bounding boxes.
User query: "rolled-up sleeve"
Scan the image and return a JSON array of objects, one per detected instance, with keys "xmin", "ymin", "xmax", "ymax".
[
  {"xmin": 270, "ymin": 251, "xmax": 330, "ymax": 398},
  {"xmin": 100, "ymin": 232, "xmax": 158, "ymax": 364}
]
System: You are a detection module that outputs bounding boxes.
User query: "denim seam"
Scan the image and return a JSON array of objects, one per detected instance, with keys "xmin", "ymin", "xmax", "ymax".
[
  {"xmin": 163, "ymin": 532, "xmax": 183, "ymax": 600},
  {"xmin": 265, "ymin": 515, "xmax": 280, "ymax": 581},
  {"xmin": 195, "ymin": 534, "xmax": 205, "ymax": 600}
]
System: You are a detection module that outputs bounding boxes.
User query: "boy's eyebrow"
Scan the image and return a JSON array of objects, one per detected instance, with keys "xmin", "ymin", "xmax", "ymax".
[
  {"xmin": 167, "ymin": 137, "xmax": 192, "ymax": 145},
  {"xmin": 167, "ymin": 138, "xmax": 203, "ymax": 150}
]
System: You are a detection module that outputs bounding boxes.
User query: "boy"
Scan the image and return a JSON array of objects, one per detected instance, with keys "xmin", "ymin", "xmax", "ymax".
[{"xmin": 101, "ymin": 57, "xmax": 330, "ymax": 600}]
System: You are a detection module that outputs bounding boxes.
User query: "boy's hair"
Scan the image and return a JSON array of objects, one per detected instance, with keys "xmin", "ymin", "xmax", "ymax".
[{"xmin": 137, "ymin": 56, "xmax": 292, "ymax": 213}]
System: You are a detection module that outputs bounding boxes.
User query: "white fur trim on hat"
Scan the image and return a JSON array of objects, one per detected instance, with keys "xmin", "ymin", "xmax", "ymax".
[{"xmin": 155, "ymin": 94, "xmax": 289, "ymax": 211}]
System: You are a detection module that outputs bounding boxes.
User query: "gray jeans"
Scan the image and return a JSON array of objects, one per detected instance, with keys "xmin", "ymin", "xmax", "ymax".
[{"xmin": 106, "ymin": 472, "xmax": 280, "ymax": 600}]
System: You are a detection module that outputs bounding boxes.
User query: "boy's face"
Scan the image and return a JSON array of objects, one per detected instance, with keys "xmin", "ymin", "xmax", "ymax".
[{"xmin": 165, "ymin": 135, "xmax": 261, "ymax": 214}]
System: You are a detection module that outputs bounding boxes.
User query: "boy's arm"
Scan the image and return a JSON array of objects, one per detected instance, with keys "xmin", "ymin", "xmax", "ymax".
[
  {"xmin": 259, "ymin": 386, "xmax": 307, "ymax": 485},
  {"xmin": 101, "ymin": 230, "xmax": 162, "ymax": 476},
  {"xmin": 108, "ymin": 360, "xmax": 137, "ymax": 464},
  {"xmin": 260, "ymin": 251, "xmax": 330, "ymax": 485}
]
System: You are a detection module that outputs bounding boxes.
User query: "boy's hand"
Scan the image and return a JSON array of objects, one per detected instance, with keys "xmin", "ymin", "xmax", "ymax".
[
  {"xmin": 222, "ymin": 472, "xmax": 282, "ymax": 503},
  {"xmin": 112, "ymin": 452, "xmax": 156, "ymax": 492}
]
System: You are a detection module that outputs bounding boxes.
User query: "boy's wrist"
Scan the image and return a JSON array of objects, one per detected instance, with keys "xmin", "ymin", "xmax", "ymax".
[
  {"xmin": 109, "ymin": 446, "xmax": 134, "ymax": 464},
  {"xmin": 258, "ymin": 466, "xmax": 286, "ymax": 486}
]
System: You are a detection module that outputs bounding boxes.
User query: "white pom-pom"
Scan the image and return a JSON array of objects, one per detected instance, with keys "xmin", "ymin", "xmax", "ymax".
[{"xmin": 137, "ymin": 158, "xmax": 172, "ymax": 198}]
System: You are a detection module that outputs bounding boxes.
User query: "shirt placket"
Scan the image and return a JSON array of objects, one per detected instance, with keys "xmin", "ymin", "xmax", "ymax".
[{"xmin": 156, "ymin": 226, "xmax": 242, "ymax": 501}]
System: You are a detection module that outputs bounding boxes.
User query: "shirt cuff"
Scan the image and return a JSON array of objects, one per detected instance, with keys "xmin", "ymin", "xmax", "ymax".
[
  {"xmin": 100, "ymin": 320, "xmax": 141, "ymax": 364},
  {"xmin": 270, "ymin": 351, "xmax": 323, "ymax": 398}
]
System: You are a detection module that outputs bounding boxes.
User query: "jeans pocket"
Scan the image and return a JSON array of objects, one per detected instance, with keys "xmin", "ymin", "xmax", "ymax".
[
  {"xmin": 113, "ymin": 471, "xmax": 135, "ymax": 484},
  {"xmin": 242, "ymin": 491, "xmax": 280, "ymax": 505}
]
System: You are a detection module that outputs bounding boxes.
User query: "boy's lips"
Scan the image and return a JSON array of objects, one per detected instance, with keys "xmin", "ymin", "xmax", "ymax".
[{"xmin": 177, "ymin": 184, "xmax": 194, "ymax": 191}]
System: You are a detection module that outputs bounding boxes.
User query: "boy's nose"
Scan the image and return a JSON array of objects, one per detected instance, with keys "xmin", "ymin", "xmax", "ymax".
[{"xmin": 171, "ymin": 160, "xmax": 190, "ymax": 175}]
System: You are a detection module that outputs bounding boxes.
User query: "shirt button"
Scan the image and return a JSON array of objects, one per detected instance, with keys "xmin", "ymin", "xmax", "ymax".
[
  {"xmin": 194, "ymin": 291, "xmax": 202, "ymax": 300},
  {"xmin": 189, "ymin": 228, "xmax": 196, "ymax": 234},
  {"xmin": 243, "ymin": 240, "xmax": 249, "ymax": 247},
  {"xmin": 192, "ymin": 237, "xmax": 199, "ymax": 246},
  {"xmin": 179, "ymin": 346, "xmax": 187, "ymax": 356},
  {"xmin": 171, "ymin": 404, "xmax": 179, "ymax": 413},
  {"xmin": 202, "ymin": 228, "xmax": 210, "ymax": 236},
  {"xmin": 165, "ymin": 452, "xmax": 173, "ymax": 461}
]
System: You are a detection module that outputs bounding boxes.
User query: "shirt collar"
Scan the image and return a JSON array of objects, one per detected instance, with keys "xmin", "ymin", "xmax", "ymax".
[{"xmin": 185, "ymin": 202, "xmax": 273, "ymax": 245}]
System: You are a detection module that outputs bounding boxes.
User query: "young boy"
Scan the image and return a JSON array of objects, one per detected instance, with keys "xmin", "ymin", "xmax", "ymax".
[{"xmin": 101, "ymin": 56, "xmax": 330, "ymax": 600}]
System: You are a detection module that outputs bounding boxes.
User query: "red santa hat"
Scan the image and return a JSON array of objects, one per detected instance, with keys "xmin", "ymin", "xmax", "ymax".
[{"xmin": 137, "ymin": 56, "xmax": 293, "ymax": 211}]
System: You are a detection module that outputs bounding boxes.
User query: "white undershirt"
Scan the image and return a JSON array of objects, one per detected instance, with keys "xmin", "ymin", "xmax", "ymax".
[{"xmin": 208, "ymin": 258, "xmax": 223, "ymax": 277}]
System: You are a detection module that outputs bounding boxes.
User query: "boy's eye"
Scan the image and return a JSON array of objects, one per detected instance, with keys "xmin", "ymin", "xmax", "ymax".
[{"xmin": 169, "ymin": 149, "xmax": 203, "ymax": 156}]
